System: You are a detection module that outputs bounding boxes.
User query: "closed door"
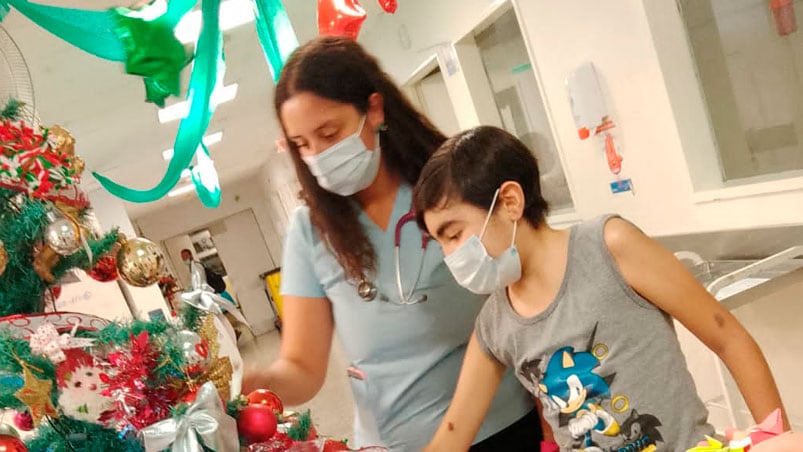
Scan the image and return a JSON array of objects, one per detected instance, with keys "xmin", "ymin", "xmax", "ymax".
[{"xmin": 211, "ymin": 209, "xmax": 277, "ymax": 335}]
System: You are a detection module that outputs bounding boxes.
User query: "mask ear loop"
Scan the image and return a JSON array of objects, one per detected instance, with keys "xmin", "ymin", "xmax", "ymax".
[
  {"xmin": 356, "ymin": 115, "xmax": 368, "ymax": 135},
  {"xmin": 510, "ymin": 220, "xmax": 518, "ymax": 247},
  {"xmin": 479, "ymin": 188, "xmax": 501, "ymax": 240}
]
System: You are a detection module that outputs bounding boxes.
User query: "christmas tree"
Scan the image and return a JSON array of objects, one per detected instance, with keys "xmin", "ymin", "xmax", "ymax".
[
  {"xmin": 0, "ymin": 98, "xmax": 119, "ymax": 316},
  {"xmin": 0, "ymin": 117, "xmax": 357, "ymax": 448}
]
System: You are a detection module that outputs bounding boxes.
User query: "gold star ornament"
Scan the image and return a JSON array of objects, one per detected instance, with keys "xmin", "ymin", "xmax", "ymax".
[{"xmin": 14, "ymin": 367, "xmax": 58, "ymax": 426}]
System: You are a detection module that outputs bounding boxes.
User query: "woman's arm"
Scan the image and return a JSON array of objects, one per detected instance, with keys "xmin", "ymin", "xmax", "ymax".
[
  {"xmin": 425, "ymin": 332, "xmax": 506, "ymax": 452},
  {"xmin": 241, "ymin": 294, "xmax": 334, "ymax": 405},
  {"xmin": 604, "ymin": 218, "xmax": 788, "ymax": 429}
]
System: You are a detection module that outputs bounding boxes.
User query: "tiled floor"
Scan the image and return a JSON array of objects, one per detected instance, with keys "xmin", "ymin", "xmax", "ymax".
[{"xmin": 239, "ymin": 330, "xmax": 355, "ymax": 443}]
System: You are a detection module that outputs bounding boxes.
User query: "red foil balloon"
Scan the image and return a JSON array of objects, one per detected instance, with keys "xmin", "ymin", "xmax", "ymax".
[
  {"xmin": 0, "ymin": 435, "xmax": 27, "ymax": 452},
  {"xmin": 377, "ymin": 0, "xmax": 397, "ymax": 13},
  {"xmin": 318, "ymin": 0, "xmax": 367, "ymax": 40},
  {"xmin": 238, "ymin": 404, "xmax": 278, "ymax": 445},
  {"xmin": 246, "ymin": 389, "xmax": 283, "ymax": 414},
  {"xmin": 86, "ymin": 254, "xmax": 119, "ymax": 282}
]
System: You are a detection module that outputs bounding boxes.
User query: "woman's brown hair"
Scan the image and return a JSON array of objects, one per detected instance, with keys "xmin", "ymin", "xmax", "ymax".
[{"xmin": 275, "ymin": 36, "xmax": 446, "ymax": 283}]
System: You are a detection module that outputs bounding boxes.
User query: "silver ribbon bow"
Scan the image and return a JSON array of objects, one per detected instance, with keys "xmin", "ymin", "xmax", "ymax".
[
  {"xmin": 29, "ymin": 321, "xmax": 95, "ymax": 363},
  {"xmin": 139, "ymin": 382, "xmax": 239, "ymax": 452},
  {"xmin": 180, "ymin": 261, "xmax": 249, "ymax": 327}
]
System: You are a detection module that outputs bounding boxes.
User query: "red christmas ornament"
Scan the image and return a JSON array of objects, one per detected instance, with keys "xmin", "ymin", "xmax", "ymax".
[
  {"xmin": 13, "ymin": 411, "xmax": 34, "ymax": 431},
  {"xmin": 322, "ymin": 439, "xmax": 351, "ymax": 452},
  {"xmin": 318, "ymin": 0, "xmax": 366, "ymax": 40},
  {"xmin": 377, "ymin": 0, "xmax": 396, "ymax": 13},
  {"xmin": 86, "ymin": 254, "xmax": 119, "ymax": 282},
  {"xmin": 246, "ymin": 389, "xmax": 283, "ymax": 414},
  {"xmin": 238, "ymin": 404, "xmax": 278, "ymax": 445},
  {"xmin": 0, "ymin": 435, "xmax": 28, "ymax": 452},
  {"xmin": 50, "ymin": 285, "xmax": 61, "ymax": 299}
]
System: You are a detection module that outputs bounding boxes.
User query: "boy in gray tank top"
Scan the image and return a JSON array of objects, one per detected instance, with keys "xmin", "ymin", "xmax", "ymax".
[{"xmin": 413, "ymin": 126, "xmax": 787, "ymax": 451}]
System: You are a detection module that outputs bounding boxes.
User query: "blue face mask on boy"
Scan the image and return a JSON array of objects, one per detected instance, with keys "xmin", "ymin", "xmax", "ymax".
[
  {"xmin": 444, "ymin": 189, "xmax": 522, "ymax": 295},
  {"xmin": 302, "ymin": 116, "xmax": 382, "ymax": 196}
]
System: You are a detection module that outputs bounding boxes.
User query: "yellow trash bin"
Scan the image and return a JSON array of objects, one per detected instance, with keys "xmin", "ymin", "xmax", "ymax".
[{"xmin": 262, "ymin": 268, "xmax": 284, "ymax": 331}]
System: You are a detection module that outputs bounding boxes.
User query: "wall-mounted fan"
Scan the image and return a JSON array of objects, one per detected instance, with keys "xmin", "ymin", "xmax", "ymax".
[{"xmin": 0, "ymin": 24, "xmax": 37, "ymax": 123}]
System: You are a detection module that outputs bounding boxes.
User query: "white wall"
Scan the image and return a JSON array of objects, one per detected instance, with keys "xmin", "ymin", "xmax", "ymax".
[
  {"xmin": 356, "ymin": 0, "xmax": 803, "ymax": 236},
  {"xmin": 87, "ymin": 189, "xmax": 169, "ymax": 320},
  {"xmin": 259, "ymin": 151, "xmax": 302, "ymax": 252},
  {"xmin": 133, "ymin": 171, "xmax": 283, "ymax": 268}
]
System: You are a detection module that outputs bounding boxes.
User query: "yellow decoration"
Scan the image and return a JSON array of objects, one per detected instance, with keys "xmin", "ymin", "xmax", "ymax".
[
  {"xmin": 191, "ymin": 315, "xmax": 233, "ymax": 400},
  {"xmin": 685, "ymin": 436, "xmax": 729, "ymax": 452},
  {"xmin": 0, "ymin": 239, "xmax": 7, "ymax": 276},
  {"xmin": 14, "ymin": 368, "xmax": 58, "ymax": 426},
  {"xmin": 197, "ymin": 357, "xmax": 233, "ymax": 400},
  {"xmin": 199, "ymin": 315, "xmax": 220, "ymax": 358}
]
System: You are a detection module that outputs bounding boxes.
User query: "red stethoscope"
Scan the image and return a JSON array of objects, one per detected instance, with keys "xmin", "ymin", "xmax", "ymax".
[{"xmin": 357, "ymin": 209, "xmax": 429, "ymax": 304}]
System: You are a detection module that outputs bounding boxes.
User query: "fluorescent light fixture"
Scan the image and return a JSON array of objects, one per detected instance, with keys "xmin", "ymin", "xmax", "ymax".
[
  {"xmin": 174, "ymin": 0, "xmax": 255, "ymax": 44},
  {"xmin": 162, "ymin": 131, "xmax": 224, "ymax": 160},
  {"xmin": 168, "ymin": 183, "xmax": 196, "ymax": 197},
  {"xmin": 157, "ymin": 84, "xmax": 238, "ymax": 124}
]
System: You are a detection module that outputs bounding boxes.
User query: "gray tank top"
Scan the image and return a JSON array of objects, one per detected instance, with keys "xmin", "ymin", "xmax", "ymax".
[{"xmin": 475, "ymin": 215, "xmax": 714, "ymax": 451}]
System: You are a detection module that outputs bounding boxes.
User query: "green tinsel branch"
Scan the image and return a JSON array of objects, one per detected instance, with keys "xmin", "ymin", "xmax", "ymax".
[
  {"xmin": 1, "ymin": 98, "xmax": 24, "ymax": 121},
  {"xmin": 26, "ymin": 416, "xmax": 145, "ymax": 452},
  {"xmin": 179, "ymin": 304, "xmax": 206, "ymax": 332},
  {"xmin": 91, "ymin": 318, "xmax": 172, "ymax": 345},
  {"xmin": 0, "ymin": 185, "xmax": 120, "ymax": 316},
  {"xmin": 89, "ymin": 319, "xmax": 189, "ymax": 381},
  {"xmin": 0, "ymin": 329, "xmax": 56, "ymax": 410},
  {"xmin": 287, "ymin": 410, "xmax": 314, "ymax": 441},
  {"xmin": 53, "ymin": 229, "xmax": 119, "ymax": 275},
  {"xmin": 0, "ymin": 191, "xmax": 51, "ymax": 315}
]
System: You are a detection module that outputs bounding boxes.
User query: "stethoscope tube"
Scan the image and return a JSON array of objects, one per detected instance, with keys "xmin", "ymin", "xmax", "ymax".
[{"xmin": 359, "ymin": 209, "xmax": 429, "ymax": 304}]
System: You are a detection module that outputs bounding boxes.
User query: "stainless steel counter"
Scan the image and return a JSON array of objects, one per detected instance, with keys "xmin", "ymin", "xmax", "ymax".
[{"xmin": 655, "ymin": 223, "xmax": 803, "ymax": 261}]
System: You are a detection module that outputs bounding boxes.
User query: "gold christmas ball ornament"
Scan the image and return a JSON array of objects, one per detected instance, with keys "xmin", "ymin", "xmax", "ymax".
[
  {"xmin": 47, "ymin": 125, "xmax": 76, "ymax": 155},
  {"xmin": 117, "ymin": 237, "xmax": 165, "ymax": 287},
  {"xmin": 0, "ymin": 239, "xmax": 7, "ymax": 276},
  {"xmin": 45, "ymin": 217, "xmax": 82, "ymax": 256}
]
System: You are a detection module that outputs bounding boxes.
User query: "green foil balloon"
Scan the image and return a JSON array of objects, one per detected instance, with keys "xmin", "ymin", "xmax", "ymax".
[{"xmin": 111, "ymin": 0, "xmax": 193, "ymax": 107}]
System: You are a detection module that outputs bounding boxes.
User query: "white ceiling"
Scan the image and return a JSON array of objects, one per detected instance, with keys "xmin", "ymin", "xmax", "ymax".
[{"xmin": 1, "ymin": 0, "xmax": 379, "ymax": 218}]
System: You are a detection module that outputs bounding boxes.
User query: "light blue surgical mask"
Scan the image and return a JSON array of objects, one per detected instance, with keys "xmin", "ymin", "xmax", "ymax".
[
  {"xmin": 444, "ymin": 189, "xmax": 522, "ymax": 295},
  {"xmin": 301, "ymin": 116, "xmax": 382, "ymax": 196}
]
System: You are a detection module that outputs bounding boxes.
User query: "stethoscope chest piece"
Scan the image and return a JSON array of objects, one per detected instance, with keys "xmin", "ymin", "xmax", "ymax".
[{"xmin": 358, "ymin": 279, "xmax": 378, "ymax": 302}]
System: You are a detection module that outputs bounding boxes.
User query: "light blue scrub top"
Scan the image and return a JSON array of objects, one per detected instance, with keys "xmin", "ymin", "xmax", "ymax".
[{"xmin": 281, "ymin": 184, "xmax": 532, "ymax": 451}]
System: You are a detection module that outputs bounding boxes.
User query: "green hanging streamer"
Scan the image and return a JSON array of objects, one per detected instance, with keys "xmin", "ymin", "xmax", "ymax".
[
  {"xmin": 0, "ymin": 0, "xmax": 125, "ymax": 61},
  {"xmin": 191, "ymin": 143, "xmax": 221, "ymax": 208},
  {"xmin": 252, "ymin": 0, "xmax": 298, "ymax": 81},
  {"xmin": 93, "ymin": 0, "xmax": 223, "ymax": 203},
  {"xmin": 2, "ymin": 0, "xmax": 299, "ymax": 206}
]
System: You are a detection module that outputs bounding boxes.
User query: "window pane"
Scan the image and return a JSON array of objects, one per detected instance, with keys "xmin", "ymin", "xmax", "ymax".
[
  {"xmin": 475, "ymin": 9, "xmax": 574, "ymax": 210},
  {"xmin": 682, "ymin": 0, "xmax": 803, "ymax": 181}
]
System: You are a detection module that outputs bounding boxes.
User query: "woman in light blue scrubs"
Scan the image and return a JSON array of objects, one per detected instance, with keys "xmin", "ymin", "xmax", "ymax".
[{"xmin": 242, "ymin": 36, "xmax": 542, "ymax": 451}]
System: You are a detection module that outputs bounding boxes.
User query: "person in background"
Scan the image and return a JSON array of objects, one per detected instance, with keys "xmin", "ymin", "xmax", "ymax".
[
  {"xmin": 180, "ymin": 248, "xmax": 243, "ymax": 339},
  {"xmin": 241, "ymin": 37, "xmax": 544, "ymax": 451},
  {"xmin": 413, "ymin": 126, "xmax": 787, "ymax": 451}
]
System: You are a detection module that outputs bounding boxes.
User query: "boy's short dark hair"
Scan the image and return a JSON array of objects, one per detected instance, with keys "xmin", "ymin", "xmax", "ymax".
[{"xmin": 413, "ymin": 126, "xmax": 548, "ymax": 232}]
